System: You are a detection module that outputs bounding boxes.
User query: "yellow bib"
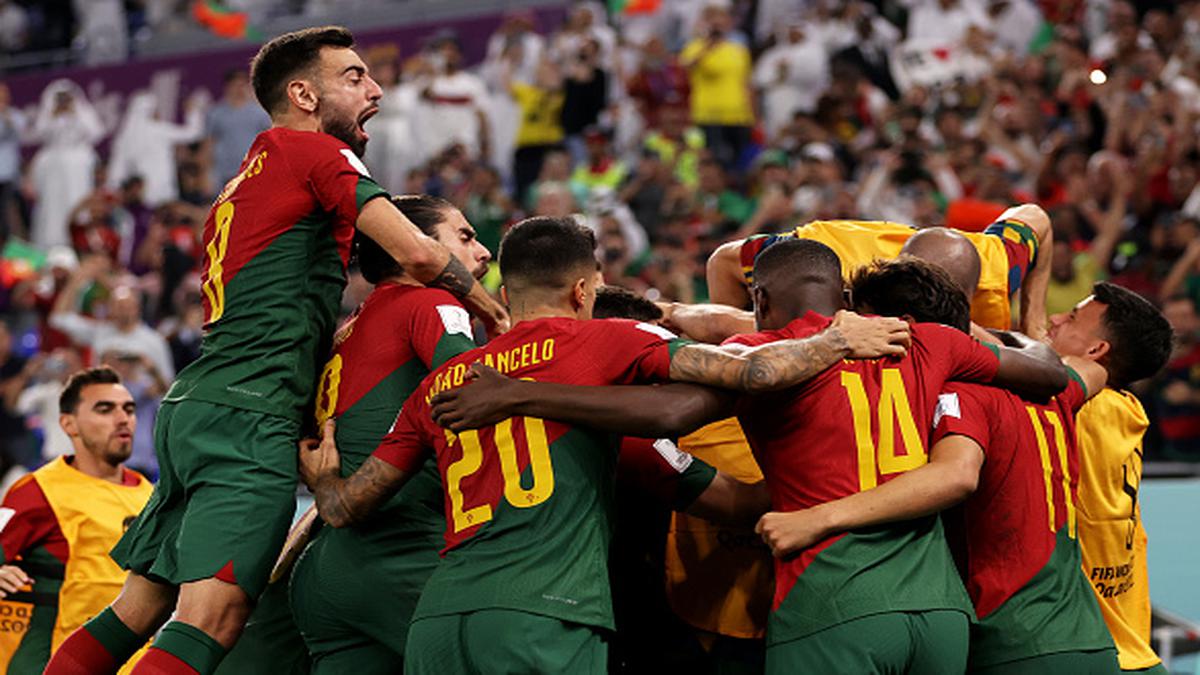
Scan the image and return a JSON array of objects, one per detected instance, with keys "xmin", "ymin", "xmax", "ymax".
[
  {"xmin": 665, "ymin": 418, "xmax": 773, "ymax": 639},
  {"xmin": 788, "ymin": 220, "xmax": 1013, "ymax": 330},
  {"xmin": 41, "ymin": 458, "xmax": 150, "ymax": 673},
  {"xmin": 1076, "ymin": 390, "xmax": 1161, "ymax": 670}
]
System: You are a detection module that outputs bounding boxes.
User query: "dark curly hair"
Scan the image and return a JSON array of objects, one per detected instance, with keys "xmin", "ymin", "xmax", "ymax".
[
  {"xmin": 593, "ymin": 286, "xmax": 663, "ymax": 322},
  {"xmin": 849, "ymin": 256, "xmax": 971, "ymax": 333},
  {"xmin": 354, "ymin": 195, "xmax": 453, "ymax": 284},
  {"xmin": 1092, "ymin": 282, "xmax": 1173, "ymax": 388}
]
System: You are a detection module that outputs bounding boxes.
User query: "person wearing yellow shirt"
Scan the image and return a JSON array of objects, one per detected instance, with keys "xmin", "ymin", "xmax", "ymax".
[
  {"xmin": 1044, "ymin": 283, "xmax": 1174, "ymax": 674},
  {"xmin": 509, "ymin": 59, "xmax": 565, "ymax": 208},
  {"xmin": 0, "ymin": 367, "xmax": 152, "ymax": 674},
  {"xmin": 680, "ymin": 2, "xmax": 754, "ymax": 170}
]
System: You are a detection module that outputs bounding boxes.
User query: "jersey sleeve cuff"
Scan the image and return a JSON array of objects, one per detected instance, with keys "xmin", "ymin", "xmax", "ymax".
[{"xmin": 1065, "ymin": 366, "xmax": 1088, "ymax": 400}]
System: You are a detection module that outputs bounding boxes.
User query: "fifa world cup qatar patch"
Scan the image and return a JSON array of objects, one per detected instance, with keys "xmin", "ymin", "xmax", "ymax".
[
  {"xmin": 635, "ymin": 322, "xmax": 678, "ymax": 340},
  {"xmin": 653, "ymin": 438, "xmax": 694, "ymax": 473},
  {"xmin": 437, "ymin": 305, "xmax": 473, "ymax": 338},
  {"xmin": 933, "ymin": 392, "xmax": 961, "ymax": 429},
  {"xmin": 0, "ymin": 507, "xmax": 15, "ymax": 534},
  {"xmin": 340, "ymin": 149, "xmax": 372, "ymax": 178}
]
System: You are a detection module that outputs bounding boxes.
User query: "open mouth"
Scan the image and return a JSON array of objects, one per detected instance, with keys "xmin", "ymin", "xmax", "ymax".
[{"xmin": 357, "ymin": 106, "xmax": 379, "ymax": 137}]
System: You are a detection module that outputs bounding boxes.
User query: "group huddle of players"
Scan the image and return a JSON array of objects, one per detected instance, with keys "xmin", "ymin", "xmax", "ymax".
[{"xmin": 41, "ymin": 26, "xmax": 1176, "ymax": 675}]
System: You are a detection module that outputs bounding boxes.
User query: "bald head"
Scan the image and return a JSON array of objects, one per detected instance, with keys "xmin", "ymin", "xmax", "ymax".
[{"xmin": 899, "ymin": 228, "xmax": 980, "ymax": 298}]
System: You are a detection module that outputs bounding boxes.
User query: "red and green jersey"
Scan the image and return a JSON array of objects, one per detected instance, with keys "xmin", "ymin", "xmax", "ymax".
[
  {"xmin": 932, "ymin": 376, "xmax": 1114, "ymax": 668},
  {"xmin": 727, "ymin": 312, "xmax": 1000, "ymax": 645},
  {"xmin": 316, "ymin": 282, "xmax": 478, "ymax": 542},
  {"xmin": 166, "ymin": 128, "xmax": 389, "ymax": 422},
  {"xmin": 373, "ymin": 317, "xmax": 691, "ymax": 630}
]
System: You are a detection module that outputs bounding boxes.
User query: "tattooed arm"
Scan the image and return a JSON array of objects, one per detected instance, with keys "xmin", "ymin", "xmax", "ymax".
[
  {"xmin": 668, "ymin": 310, "xmax": 912, "ymax": 392},
  {"xmin": 298, "ymin": 420, "xmax": 413, "ymax": 528},
  {"xmin": 357, "ymin": 199, "xmax": 509, "ymax": 335}
]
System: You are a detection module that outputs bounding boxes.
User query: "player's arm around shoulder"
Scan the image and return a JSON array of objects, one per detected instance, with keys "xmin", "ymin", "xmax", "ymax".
[
  {"xmin": 988, "ymin": 329, "xmax": 1070, "ymax": 400},
  {"xmin": 667, "ymin": 311, "xmax": 911, "ymax": 392},
  {"xmin": 298, "ymin": 420, "xmax": 410, "ymax": 528}
]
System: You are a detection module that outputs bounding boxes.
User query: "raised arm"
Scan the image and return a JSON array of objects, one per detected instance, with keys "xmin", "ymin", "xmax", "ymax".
[
  {"xmin": 668, "ymin": 311, "xmax": 910, "ymax": 392},
  {"xmin": 705, "ymin": 239, "xmax": 752, "ymax": 308},
  {"xmin": 431, "ymin": 363, "xmax": 736, "ymax": 436},
  {"xmin": 988, "ymin": 330, "xmax": 1069, "ymax": 399},
  {"xmin": 756, "ymin": 434, "xmax": 984, "ymax": 558},
  {"xmin": 356, "ymin": 199, "xmax": 509, "ymax": 335},
  {"xmin": 297, "ymin": 420, "xmax": 413, "ymax": 528}
]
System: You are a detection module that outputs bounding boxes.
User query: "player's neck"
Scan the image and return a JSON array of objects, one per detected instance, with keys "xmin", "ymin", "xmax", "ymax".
[
  {"xmin": 272, "ymin": 110, "xmax": 319, "ymax": 133},
  {"xmin": 510, "ymin": 304, "xmax": 577, "ymax": 324},
  {"xmin": 68, "ymin": 450, "xmax": 125, "ymax": 484}
]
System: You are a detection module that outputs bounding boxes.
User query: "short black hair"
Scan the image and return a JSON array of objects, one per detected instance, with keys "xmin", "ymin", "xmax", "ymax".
[
  {"xmin": 1093, "ymin": 281, "xmax": 1173, "ymax": 387},
  {"xmin": 593, "ymin": 286, "xmax": 663, "ymax": 321},
  {"xmin": 850, "ymin": 256, "xmax": 971, "ymax": 333},
  {"xmin": 250, "ymin": 26, "xmax": 354, "ymax": 116},
  {"xmin": 355, "ymin": 195, "xmax": 453, "ymax": 284},
  {"xmin": 498, "ymin": 216, "xmax": 597, "ymax": 292},
  {"xmin": 752, "ymin": 237, "xmax": 842, "ymax": 291},
  {"xmin": 59, "ymin": 367, "xmax": 121, "ymax": 415}
]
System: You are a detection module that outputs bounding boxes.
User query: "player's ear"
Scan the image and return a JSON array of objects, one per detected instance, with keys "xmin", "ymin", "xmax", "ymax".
[
  {"xmin": 59, "ymin": 413, "xmax": 77, "ymax": 438},
  {"xmin": 571, "ymin": 277, "xmax": 587, "ymax": 310},
  {"xmin": 499, "ymin": 285, "xmax": 510, "ymax": 307},
  {"xmin": 1087, "ymin": 338, "xmax": 1111, "ymax": 362},
  {"xmin": 842, "ymin": 287, "xmax": 853, "ymax": 310},
  {"xmin": 287, "ymin": 78, "xmax": 319, "ymax": 114}
]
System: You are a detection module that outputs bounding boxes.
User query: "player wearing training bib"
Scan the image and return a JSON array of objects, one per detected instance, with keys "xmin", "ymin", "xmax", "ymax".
[
  {"xmin": 48, "ymin": 27, "xmax": 508, "ymax": 675},
  {"xmin": 0, "ymin": 369, "xmax": 151, "ymax": 675},
  {"xmin": 932, "ymin": 375, "xmax": 1118, "ymax": 673},
  {"xmin": 707, "ymin": 204, "xmax": 1051, "ymax": 333},
  {"xmin": 1043, "ymin": 284, "xmax": 1174, "ymax": 674},
  {"xmin": 299, "ymin": 217, "xmax": 913, "ymax": 674}
]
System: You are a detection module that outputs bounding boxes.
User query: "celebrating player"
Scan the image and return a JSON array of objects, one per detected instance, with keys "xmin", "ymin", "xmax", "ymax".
[
  {"xmin": 297, "ymin": 216, "xmax": 910, "ymax": 673},
  {"xmin": 0, "ymin": 368, "xmax": 152, "ymax": 674},
  {"xmin": 47, "ymin": 26, "xmax": 507, "ymax": 675},
  {"xmin": 428, "ymin": 244, "xmax": 1068, "ymax": 673},
  {"xmin": 706, "ymin": 203, "xmax": 1051, "ymax": 334},
  {"xmin": 1049, "ymin": 284, "xmax": 1174, "ymax": 673}
]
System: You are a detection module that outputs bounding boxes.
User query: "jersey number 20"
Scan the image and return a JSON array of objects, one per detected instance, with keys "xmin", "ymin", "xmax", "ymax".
[{"xmin": 446, "ymin": 417, "xmax": 555, "ymax": 533}]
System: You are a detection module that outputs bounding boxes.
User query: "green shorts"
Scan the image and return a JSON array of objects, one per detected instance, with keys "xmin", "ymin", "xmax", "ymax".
[
  {"xmin": 214, "ymin": 578, "xmax": 309, "ymax": 675},
  {"xmin": 766, "ymin": 610, "xmax": 968, "ymax": 675},
  {"xmin": 404, "ymin": 609, "xmax": 607, "ymax": 675},
  {"xmin": 971, "ymin": 648, "xmax": 1120, "ymax": 674},
  {"xmin": 289, "ymin": 526, "xmax": 441, "ymax": 674},
  {"xmin": 111, "ymin": 400, "xmax": 299, "ymax": 599}
]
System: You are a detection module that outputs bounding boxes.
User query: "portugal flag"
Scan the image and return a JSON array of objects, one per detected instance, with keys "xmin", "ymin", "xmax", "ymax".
[{"xmin": 192, "ymin": 1, "xmax": 263, "ymax": 40}]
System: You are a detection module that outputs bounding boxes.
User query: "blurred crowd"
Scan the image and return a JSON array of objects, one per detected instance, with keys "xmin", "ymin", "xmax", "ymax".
[{"xmin": 3, "ymin": 0, "xmax": 1200, "ymax": 487}]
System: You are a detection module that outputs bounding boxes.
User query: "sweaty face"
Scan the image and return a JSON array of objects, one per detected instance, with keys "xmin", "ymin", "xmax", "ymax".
[
  {"xmin": 434, "ymin": 209, "xmax": 492, "ymax": 280},
  {"xmin": 62, "ymin": 383, "xmax": 136, "ymax": 464},
  {"xmin": 1048, "ymin": 296, "xmax": 1108, "ymax": 359},
  {"xmin": 316, "ymin": 47, "xmax": 383, "ymax": 157}
]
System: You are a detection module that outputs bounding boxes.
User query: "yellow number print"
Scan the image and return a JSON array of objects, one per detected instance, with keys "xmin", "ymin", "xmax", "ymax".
[
  {"xmin": 446, "ymin": 416, "xmax": 555, "ymax": 532},
  {"xmin": 1025, "ymin": 406, "xmax": 1077, "ymax": 537},
  {"xmin": 314, "ymin": 354, "xmax": 343, "ymax": 428},
  {"xmin": 202, "ymin": 200, "xmax": 235, "ymax": 322},
  {"xmin": 841, "ymin": 369, "xmax": 927, "ymax": 491}
]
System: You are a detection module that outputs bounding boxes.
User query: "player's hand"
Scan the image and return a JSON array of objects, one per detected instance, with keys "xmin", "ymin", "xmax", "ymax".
[
  {"xmin": 430, "ymin": 364, "xmax": 520, "ymax": 432},
  {"xmin": 298, "ymin": 419, "xmax": 341, "ymax": 491},
  {"xmin": 465, "ymin": 292, "xmax": 511, "ymax": 339},
  {"xmin": 830, "ymin": 310, "xmax": 910, "ymax": 359},
  {"xmin": 0, "ymin": 565, "xmax": 31, "ymax": 598},
  {"xmin": 756, "ymin": 510, "xmax": 829, "ymax": 559}
]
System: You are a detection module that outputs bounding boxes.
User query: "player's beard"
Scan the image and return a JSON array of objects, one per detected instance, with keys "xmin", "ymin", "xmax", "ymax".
[{"xmin": 320, "ymin": 102, "xmax": 367, "ymax": 157}]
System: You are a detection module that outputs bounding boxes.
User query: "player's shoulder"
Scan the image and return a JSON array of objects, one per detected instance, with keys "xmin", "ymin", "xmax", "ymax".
[
  {"xmin": 582, "ymin": 317, "xmax": 679, "ymax": 341},
  {"xmin": 1, "ymin": 472, "xmax": 49, "ymax": 511}
]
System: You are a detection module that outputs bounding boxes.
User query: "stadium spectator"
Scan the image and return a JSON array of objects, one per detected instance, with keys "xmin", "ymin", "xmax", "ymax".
[
  {"xmin": 107, "ymin": 91, "xmax": 207, "ymax": 207},
  {"xmin": 206, "ymin": 69, "xmax": 271, "ymax": 188},
  {"xmin": 560, "ymin": 37, "xmax": 609, "ymax": 165},
  {"xmin": 681, "ymin": 0, "xmax": 754, "ymax": 170},
  {"xmin": 10, "ymin": 347, "xmax": 84, "ymax": 462},
  {"xmin": 1151, "ymin": 295, "xmax": 1200, "ymax": 459},
  {"xmin": 0, "ymin": 0, "xmax": 27, "ymax": 52},
  {"xmin": 0, "ymin": 83, "xmax": 25, "ymax": 242},
  {"xmin": 48, "ymin": 257, "xmax": 175, "ymax": 380},
  {"xmin": 27, "ymin": 80, "xmax": 104, "ymax": 251},
  {"xmin": 417, "ymin": 34, "xmax": 490, "ymax": 161},
  {"xmin": 754, "ymin": 23, "xmax": 829, "ymax": 141},
  {"xmin": 508, "ymin": 58, "xmax": 565, "ymax": 208}
]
